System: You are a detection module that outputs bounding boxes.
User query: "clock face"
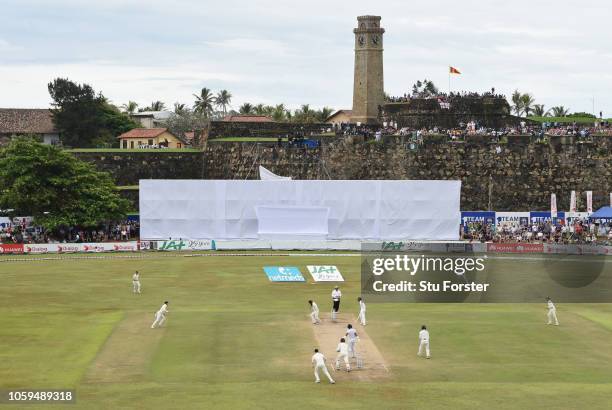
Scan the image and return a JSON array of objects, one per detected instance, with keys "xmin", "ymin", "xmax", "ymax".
[
  {"xmin": 358, "ymin": 35, "xmax": 365, "ymax": 46},
  {"xmin": 372, "ymin": 35, "xmax": 379, "ymax": 45}
]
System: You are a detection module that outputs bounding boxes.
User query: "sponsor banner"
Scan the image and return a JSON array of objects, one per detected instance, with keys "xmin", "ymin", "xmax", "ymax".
[
  {"xmin": 108, "ymin": 242, "xmax": 139, "ymax": 252},
  {"xmin": 487, "ymin": 243, "xmax": 544, "ymax": 253},
  {"xmin": 586, "ymin": 191, "xmax": 593, "ymax": 213},
  {"xmin": 461, "ymin": 211, "xmax": 496, "ymax": 226},
  {"xmin": 24, "ymin": 244, "xmax": 60, "ymax": 254},
  {"xmin": 56, "ymin": 244, "xmax": 82, "ymax": 253},
  {"xmin": 0, "ymin": 217, "xmax": 11, "ymax": 228},
  {"xmin": 156, "ymin": 239, "xmax": 213, "ymax": 251},
  {"xmin": 0, "ymin": 243, "xmax": 25, "ymax": 254},
  {"xmin": 20, "ymin": 242, "xmax": 141, "ymax": 254},
  {"xmin": 469, "ymin": 242, "xmax": 488, "ymax": 253},
  {"xmin": 529, "ymin": 211, "xmax": 565, "ymax": 225},
  {"xmin": 570, "ymin": 191, "xmax": 577, "ymax": 212},
  {"xmin": 263, "ymin": 266, "xmax": 305, "ymax": 282},
  {"xmin": 544, "ymin": 244, "xmax": 610, "ymax": 255},
  {"xmin": 495, "ymin": 212, "xmax": 530, "ymax": 228},
  {"xmin": 565, "ymin": 212, "xmax": 590, "ymax": 224},
  {"xmin": 138, "ymin": 240, "xmax": 154, "ymax": 250},
  {"xmin": 551, "ymin": 193, "xmax": 557, "ymax": 218},
  {"xmin": 307, "ymin": 265, "xmax": 344, "ymax": 282}
]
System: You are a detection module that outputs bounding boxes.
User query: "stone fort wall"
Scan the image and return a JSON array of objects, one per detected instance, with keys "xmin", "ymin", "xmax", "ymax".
[{"xmin": 74, "ymin": 137, "xmax": 612, "ymax": 211}]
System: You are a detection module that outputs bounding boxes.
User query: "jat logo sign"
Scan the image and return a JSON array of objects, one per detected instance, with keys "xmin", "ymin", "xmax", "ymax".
[
  {"xmin": 307, "ymin": 265, "xmax": 344, "ymax": 282},
  {"xmin": 263, "ymin": 267, "xmax": 305, "ymax": 282},
  {"xmin": 158, "ymin": 240, "xmax": 187, "ymax": 251}
]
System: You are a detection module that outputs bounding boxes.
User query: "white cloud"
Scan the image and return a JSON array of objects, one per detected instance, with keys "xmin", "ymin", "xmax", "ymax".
[{"xmin": 0, "ymin": 0, "xmax": 611, "ymax": 115}]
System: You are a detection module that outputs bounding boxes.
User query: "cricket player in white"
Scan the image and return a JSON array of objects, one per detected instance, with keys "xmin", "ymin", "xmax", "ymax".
[
  {"xmin": 308, "ymin": 300, "xmax": 321, "ymax": 324},
  {"xmin": 151, "ymin": 301, "xmax": 169, "ymax": 328},
  {"xmin": 546, "ymin": 297, "xmax": 559, "ymax": 325},
  {"xmin": 418, "ymin": 325, "xmax": 431, "ymax": 359},
  {"xmin": 132, "ymin": 271, "xmax": 141, "ymax": 294},
  {"xmin": 335, "ymin": 337, "xmax": 351, "ymax": 371},
  {"xmin": 312, "ymin": 348, "xmax": 335, "ymax": 384},
  {"xmin": 357, "ymin": 297, "xmax": 366, "ymax": 326},
  {"xmin": 346, "ymin": 324, "xmax": 359, "ymax": 358},
  {"xmin": 331, "ymin": 286, "xmax": 341, "ymax": 321}
]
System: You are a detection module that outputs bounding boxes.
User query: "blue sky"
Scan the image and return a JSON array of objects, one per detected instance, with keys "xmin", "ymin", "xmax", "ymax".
[{"xmin": 1, "ymin": 0, "xmax": 611, "ymax": 116}]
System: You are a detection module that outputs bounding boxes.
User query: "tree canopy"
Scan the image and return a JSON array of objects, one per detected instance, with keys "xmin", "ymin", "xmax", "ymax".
[
  {"xmin": 0, "ymin": 138, "xmax": 129, "ymax": 230},
  {"xmin": 48, "ymin": 78, "xmax": 138, "ymax": 148}
]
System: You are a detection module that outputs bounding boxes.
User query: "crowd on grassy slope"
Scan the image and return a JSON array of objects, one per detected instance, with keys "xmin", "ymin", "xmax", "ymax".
[
  {"xmin": 0, "ymin": 219, "xmax": 140, "ymax": 244},
  {"xmin": 462, "ymin": 218, "xmax": 612, "ymax": 245}
]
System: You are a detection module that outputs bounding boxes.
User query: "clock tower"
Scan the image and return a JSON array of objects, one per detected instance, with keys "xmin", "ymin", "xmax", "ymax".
[{"xmin": 351, "ymin": 15, "xmax": 385, "ymax": 124}]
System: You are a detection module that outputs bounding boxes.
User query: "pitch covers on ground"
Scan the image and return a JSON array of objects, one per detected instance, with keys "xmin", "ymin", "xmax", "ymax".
[
  {"xmin": 263, "ymin": 266, "xmax": 305, "ymax": 282},
  {"xmin": 306, "ymin": 265, "xmax": 344, "ymax": 282}
]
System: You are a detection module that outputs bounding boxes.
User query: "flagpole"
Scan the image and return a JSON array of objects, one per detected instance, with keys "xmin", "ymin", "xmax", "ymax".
[{"xmin": 448, "ymin": 65, "xmax": 451, "ymax": 94}]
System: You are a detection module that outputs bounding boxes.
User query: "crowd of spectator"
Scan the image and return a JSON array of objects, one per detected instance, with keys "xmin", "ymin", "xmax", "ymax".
[
  {"xmin": 387, "ymin": 89, "xmax": 506, "ymax": 103},
  {"xmin": 462, "ymin": 218, "xmax": 612, "ymax": 245},
  {"xmin": 0, "ymin": 220, "xmax": 140, "ymax": 244}
]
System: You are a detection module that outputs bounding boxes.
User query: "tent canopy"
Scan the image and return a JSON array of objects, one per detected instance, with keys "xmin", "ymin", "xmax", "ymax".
[{"xmin": 589, "ymin": 206, "xmax": 612, "ymax": 219}]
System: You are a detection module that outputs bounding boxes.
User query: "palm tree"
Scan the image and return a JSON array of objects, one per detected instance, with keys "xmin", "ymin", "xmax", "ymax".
[
  {"xmin": 511, "ymin": 90, "xmax": 523, "ymax": 116},
  {"xmin": 317, "ymin": 107, "xmax": 334, "ymax": 122},
  {"xmin": 215, "ymin": 90, "xmax": 232, "ymax": 114},
  {"xmin": 150, "ymin": 101, "xmax": 166, "ymax": 111},
  {"xmin": 253, "ymin": 104, "xmax": 266, "ymax": 115},
  {"xmin": 271, "ymin": 104, "xmax": 287, "ymax": 122},
  {"xmin": 239, "ymin": 103, "xmax": 253, "ymax": 114},
  {"xmin": 193, "ymin": 88, "xmax": 215, "ymax": 116},
  {"xmin": 173, "ymin": 103, "xmax": 188, "ymax": 115},
  {"xmin": 532, "ymin": 104, "xmax": 547, "ymax": 117},
  {"xmin": 121, "ymin": 101, "xmax": 138, "ymax": 114},
  {"xmin": 520, "ymin": 93, "xmax": 535, "ymax": 117},
  {"xmin": 550, "ymin": 106, "xmax": 570, "ymax": 117},
  {"xmin": 298, "ymin": 104, "xmax": 316, "ymax": 123}
]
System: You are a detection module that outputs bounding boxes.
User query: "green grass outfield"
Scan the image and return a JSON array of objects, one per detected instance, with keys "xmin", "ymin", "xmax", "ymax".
[{"xmin": 1, "ymin": 252, "xmax": 611, "ymax": 409}]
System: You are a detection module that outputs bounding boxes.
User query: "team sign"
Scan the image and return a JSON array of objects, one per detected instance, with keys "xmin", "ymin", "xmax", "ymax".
[
  {"xmin": 263, "ymin": 267, "xmax": 305, "ymax": 282},
  {"xmin": 307, "ymin": 265, "xmax": 344, "ymax": 282}
]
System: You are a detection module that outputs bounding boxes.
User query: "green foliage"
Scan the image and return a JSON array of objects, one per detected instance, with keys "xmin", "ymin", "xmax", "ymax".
[
  {"xmin": 193, "ymin": 88, "xmax": 215, "ymax": 116},
  {"xmin": 139, "ymin": 101, "xmax": 166, "ymax": 111},
  {"xmin": 0, "ymin": 138, "xmax": 129, "ymax": 229},
  {"xmin": 239, "ymin": 102, "xmax": 253, "ymax": 114},
  {"xmin": 510, "ymin": 90, "xmax": 536, "ymax": 117},
  {"xmin": 48, "ymin": 78, "xmax": 138, "ymax": 148},
  {"xmin": 215, "ymin": 90, "xmax": 232, "ymax": 114},
  {"xmin": 550, "ymin": 106, "xmax": 570, "ymax": 117},
  {"xmin": 527, "ymin": 116, "xmax": 602, "ymax": 124},
  {"xmin": 532, "ymin": 104, "xmax": 547, "ymax": 117},
  {"xmin": 567, "ymin": 112, "xmax": 596, "ymax": 118},
  {"xmin": 411, "ymin": 79, "xmax": 439, "ymax": 98},
  {"xmin": 121, "ymin": 101, "xmax": 139, "ymax": 114}
]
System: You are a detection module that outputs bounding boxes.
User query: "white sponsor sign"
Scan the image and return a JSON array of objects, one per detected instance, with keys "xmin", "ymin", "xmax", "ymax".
[
  {"xmin": 495, "ymin": 212, "xmax": 530, "ymax": 228},
  {"xmin": 306, "ymin": 265, "xmax": 344, "ymax": 282},
  {"xmin": 156, "ymin": 239, "xmax": 212, "ymax": 251},
  {"xmin": 24, "ymin": 244, "xmax": 60, "ymax": 254},
  {"xmin": 22, "ymin": 242, "xmax": 140, "ymax": 254}
]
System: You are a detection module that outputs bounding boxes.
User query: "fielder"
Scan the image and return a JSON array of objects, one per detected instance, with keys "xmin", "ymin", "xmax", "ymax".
[
  {"xmin": 335, "ymin": 337, "xmax": 351, "ymax": 371},
  {"xmin": 309, "ymin": 300, "xmax": 321, "ymax": 324},
  {"xmin": 331, "ymin": 286, "xmax": 342, "ymax": 321},
  {"xmin": 312, "ymin": 348, "xmax": 335, "ymax": 384},
  {"xmin": 132, "ymin": 271, "xmax": 141, "ymax": 294},
  {"xmin": 357, "ymin": 297, "xmax": 366, "ymax": 326},
  {"xmin": 546, "ymin": 297, "xmax": 559, "ymax": 326},
  {"xmin": 418, "ymin": 325, "xmax": 431, "ymax": 359},
  {"xmin": 151, "ymin": 301, "xmax": 169, "ymax": 328},
  {"xmin": 346, "ymin": 324, "xmax": 359, "ymax": 358}
]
